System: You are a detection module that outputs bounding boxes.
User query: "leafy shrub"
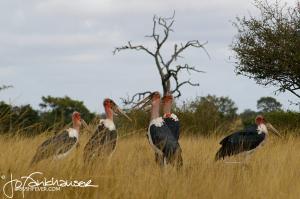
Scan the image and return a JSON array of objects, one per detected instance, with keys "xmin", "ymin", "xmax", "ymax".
[
  {"xmin": 264, "ymin": 111, "xmax": 300, "ymax": 133},
  {"xmin": 176, "ymin": 95, "xmax": 238, "ymax": 136}
]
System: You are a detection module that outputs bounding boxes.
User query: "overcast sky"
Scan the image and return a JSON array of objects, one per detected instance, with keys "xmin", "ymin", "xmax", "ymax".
[{"xmin": 0, "ymin": 0, "xmax": 299, "ymax": 113}]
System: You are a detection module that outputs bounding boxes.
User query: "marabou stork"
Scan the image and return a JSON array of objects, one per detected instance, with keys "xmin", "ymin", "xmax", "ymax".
[
  {"xmin": 30, "ymin": 111, "xmax": 87, "ymax": 165},
  {"xmin": 161, "ymin": 92, "xmax": 183, "ymax": 166},
  {"xmin": 83, "ymin": 98, "xmax": 131, "ymax": 163},
  {"xmin": 134, "ymin": 91, "xmax": 182, "ymax": 167},
  {"xmin": 215, "ymin": 115, "xmax": 281, "ymax": 161}
]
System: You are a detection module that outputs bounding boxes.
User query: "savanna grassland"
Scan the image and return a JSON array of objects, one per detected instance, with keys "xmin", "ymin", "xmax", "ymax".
[{"xmin": 0, "ymin": 129, "xmax": 300, "ymax": 199}]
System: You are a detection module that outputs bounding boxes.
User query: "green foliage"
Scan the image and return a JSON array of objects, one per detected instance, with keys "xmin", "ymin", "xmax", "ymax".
[
  {"xmin": 240, "ymin": 108, "xmax": 300, "ymax": 133},
  {"xmin": 264, "ymin": 111, "xmax": 300, "ymax": 132},
  {"xmin": 115, "ymin": 95, "xmax": 239, "ymax": 136},
  {"xmin": 177, "ymin": 95, "xmax": 238, "ymax": 136},
  {"xmin": 39, "ymin": 96, "xmax": 95, "ymax": 129},
  {"xmin": 0, "ymin": 96, "xmax": 95, "ymax": 135},
  {"xmin": 257, "ymin": 96, "xmax": 282, "ymax": 112},
  {"xmin": 240, "ymin": 109, "xmax": 257, "ymax": 127},
  {"xmin": 116, "ymin": 110, "xmax": 149, "ymax": 135},
  {"xmin": 0, "ymin": 94, "xmax": 299, "ymax": 137},
  {"xmin": 188, "ymin": 95, "xmax": 238, "ymax": 118},
  {"xmin": 232, "ymin": 0, "xmax": 300, "ymax": 100},
  {"xmin": 0, "ymin": 102, "xmax": 40, "ymax": 135}
]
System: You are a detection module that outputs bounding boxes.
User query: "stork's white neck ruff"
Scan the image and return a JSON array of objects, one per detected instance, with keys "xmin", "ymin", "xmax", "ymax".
[
  {"xmin": 100, "ymin": 119, "xmax": 116, "ymax": 131},
  {"xmin": 67, "ymin": 128, "xmax": 79, "ymax": 139},
  {"xmin": 147, "ymin": 117, "xmax": 164, "ymax": 156},
  {"xmin": 149, "ymin": 117, "xmax": 164, "ymax": 127},
  {"xmin": 257, "ymin": 124, "xmax": 268, "ymax": 134},
  {"xmin": 163, "ymin": 113, "xmax": 179, "ymax": 121}
]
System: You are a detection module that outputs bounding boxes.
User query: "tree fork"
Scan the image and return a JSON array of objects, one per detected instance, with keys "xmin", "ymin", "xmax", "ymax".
[{"xmin": 114, "ymin": 12, "xmax": 208, "ymax": 105}]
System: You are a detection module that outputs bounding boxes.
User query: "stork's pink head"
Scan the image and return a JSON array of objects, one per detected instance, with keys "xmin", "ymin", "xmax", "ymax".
[
  {"xmin": 72, "ymin": 111, "xmax": 82, "ymax": 129},
  {"xmin": 103, "ymin": 98, "xmax": 115, "ymax": 109},
  {"xmin": 72, "ymin": 111, "xmax": 81, "ymax": 122},
  {"xmin": 151, "ymin": 91, "xmax": 161, "ymax": 102},
  {"xmin": 103, "ymin": 98, "xmax": 132, "ymax": 121},
  {"xmin": 132, "ymin": 91, "xmax": 161, "ymax": 110},
  {"xmin": 255, "ymin": 115, "xmax": 265, "ymax": 125}
]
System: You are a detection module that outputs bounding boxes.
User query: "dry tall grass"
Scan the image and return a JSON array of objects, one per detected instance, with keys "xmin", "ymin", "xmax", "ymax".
[{"xmin": 0, "ymin": 130, "xmax": 300, "ymax": 199}]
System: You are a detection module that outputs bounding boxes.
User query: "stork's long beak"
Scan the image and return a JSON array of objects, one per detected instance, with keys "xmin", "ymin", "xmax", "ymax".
[
  {"xmin": 132, "ymin": 95, "xmax": 152, "ymax": 110},
  {"xmin": 266, "ymin": 123, "xmax": 282, "ymax": 138},
  {"xmin": 81, "ymin": 119, "xmax": 88, "ymax": 129},
  {"xmin": 115, "ymin": 106, "xmax": 132, "ymax": 121},
  {"xmin": 143, "ymin": 104, "xmax": 152, "ymax": 112}
]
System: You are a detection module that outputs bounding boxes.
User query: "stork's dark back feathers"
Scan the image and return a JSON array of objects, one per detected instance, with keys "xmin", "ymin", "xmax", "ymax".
[
  {"xmin": 149, "ymin": 123, "xmax": 182, "ymax": 165},
  {"xmin": 215, "ymin": 125, "xmax": 266, "ymax": 160},
  {"xmin": 30, "ymin": 130, "xmax": 77, "ymax": 166},
  {"xmin": 83, "ymin": 123, "xmax": 117, "ymax": 163},
  {"xmin": 163, "ymin": 117, "xmax": 180, "ymax": 141}
]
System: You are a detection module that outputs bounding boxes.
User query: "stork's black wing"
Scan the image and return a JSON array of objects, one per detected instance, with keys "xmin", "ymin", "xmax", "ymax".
[
  {"xmin": 31, "ymin": 131, "xmax": 77, "ymax": 165},
  {"xmin": 149, "ymin": 123, "xmax": 181, "ymax": 165},
  {"xmin": 83, "ymin": 124, "xmax": 117, "ymax": 163},
  {"xmin": 220, "ymin": 131, "xmax": 265, "ymax": 149},
  {"xmin": 216, "ymin": 125, "xmax": 265, "ymax": 160},
  {"xmin": 163, "ymin": 117, "xmax": 180, "ymax": 140},
  {"xmin": 219, "ymin": 124, "xmax": 258, "ymax": 145}
]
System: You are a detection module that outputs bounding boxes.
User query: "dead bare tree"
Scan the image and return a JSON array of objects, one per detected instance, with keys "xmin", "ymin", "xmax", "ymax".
[{"xmin": 113, "ymin": 12, "xmax": 208, "ymax": 105}]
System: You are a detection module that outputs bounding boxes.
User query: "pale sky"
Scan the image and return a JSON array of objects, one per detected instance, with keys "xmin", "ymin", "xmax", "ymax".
[{"xmin": 0, "ymin": 0, "xmax": 299, "ymax": 113}]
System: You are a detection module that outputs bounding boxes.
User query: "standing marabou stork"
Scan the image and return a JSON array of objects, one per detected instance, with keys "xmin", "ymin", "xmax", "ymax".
[
  {"xmin": 134, "ymin": 91, "xmax": 181, "ymax": 167},
  {"xmin": 30, "ymin": 111, "xmax": 87, "ymax": 165},
  {"xmin": 215, "ymin": 115, "xmax": 281, "ymax": 161},
  {"xmin": 161, "ymin": 92, "xmax": 183, "ymax": 166},
  {"xmin": 83, "ymin": 98, "xmax": 131, "ymax": 163}
]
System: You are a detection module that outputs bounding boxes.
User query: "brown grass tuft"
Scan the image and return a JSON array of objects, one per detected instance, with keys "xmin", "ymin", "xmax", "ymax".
[{"xmin": 0, "ymin": 131, "xmax": 300, "ymax": 199}]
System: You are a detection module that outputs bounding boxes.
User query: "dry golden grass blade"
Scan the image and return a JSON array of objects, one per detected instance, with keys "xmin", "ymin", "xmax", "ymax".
[{"xmin": 0, "ymin": 133, "xmax": 300, "ymax": 199}]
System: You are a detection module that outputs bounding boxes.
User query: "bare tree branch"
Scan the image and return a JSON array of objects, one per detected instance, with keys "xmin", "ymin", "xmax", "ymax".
[
  {"xmin": 114, "ymin": 12, "xmax": 208, "ymax": 105},
  {"xmin": 113, "ymin": 41, "xmax": 155, "ymax": 56},
  {"xmin": 120, "ymin": 91, "xmax": 152, "ymax": 106},
  {"xmin": 0, "ymin": 85, "xmax": 13, "ymax": 91},
  {"xmin": 165, "ymin": 40, "xmax": 209, "ymax": 68}
]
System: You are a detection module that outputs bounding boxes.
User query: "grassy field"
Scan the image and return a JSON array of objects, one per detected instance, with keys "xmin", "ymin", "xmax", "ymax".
[{"xmin": 0, "ymin": 130, "xmax": 300, "ymax": 199}]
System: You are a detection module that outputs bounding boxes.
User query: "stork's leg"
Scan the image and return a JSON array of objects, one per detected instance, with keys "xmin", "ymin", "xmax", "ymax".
[
  {"xmin": 163, "ymin": 157, "xmax": 167, "ymax": 166},
  {"xmin": 106, "ymin": 154, "xmax": 113, "ymax": 166},
  {"xmin": 154, "ymin": 152, "xmax": 164, "ymax": 167},
  {"xmin": 172, "ymin": 147, "xmax": 183, "ymax": 169},
  {"xmin": 243, "ymin": 150, "xmax": 255, "ymax": 163}
]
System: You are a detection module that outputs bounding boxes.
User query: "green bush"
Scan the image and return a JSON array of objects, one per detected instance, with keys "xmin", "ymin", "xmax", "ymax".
[
  {"xmin": 115, "ymin": 109, "xmax": 149, "ymax": 135},
  {"xmin": 0, "ymin": 102, "xmax": 41, "ymax": 135},
  {"xmin": 176, "ymin": 96, "xmax": 238, "ymax": 136},
  {"xmin": 240, "ymin": 109, "xmax": 300, "ymax": 134},
  {"xmin": 240, "ymin": 109, "xmax": 257, "ymax": 127},
  {"xmin": 1, "ymin": 95, "xmax": 299, "ymax": 137},
  {"xmin": 264, "ymin": 111, "xmax": 300, "ymax": 133}
]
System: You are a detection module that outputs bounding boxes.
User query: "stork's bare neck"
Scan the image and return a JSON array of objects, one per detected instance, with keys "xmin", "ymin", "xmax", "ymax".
[
  {"xmin": 72, "ymin": 122, "xmax": 80, "ymax": 132},
  {"xmin": 72, "ymin": 112, "xmax": 81, "ymax": 132},
  {"xmin": 105, "ymin": 105, "xmax": 114, "ymax": 120},
  {"xmin": 163, "ymin": 100, "xmax": 172, "ymax": 114},
  {"xmin": 162, "ymin": 94, "xmax": 173, "ymax": 115},
  {"xmin": 151, "ymin": 100, "xmax": 160, "ymax": 120}
]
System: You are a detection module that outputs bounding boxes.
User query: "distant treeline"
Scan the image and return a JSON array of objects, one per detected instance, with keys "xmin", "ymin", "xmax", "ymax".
[
  {"xmin": 116, "ymin": 95, "xmax": 300, "ymax": 136},
  {"xmin": 0, "ymin": 96, "xmax": 95, "ymax": 136},
  {"xmin": 0, "ymin": 95, "xmax": 299, "ymax": 136}
]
